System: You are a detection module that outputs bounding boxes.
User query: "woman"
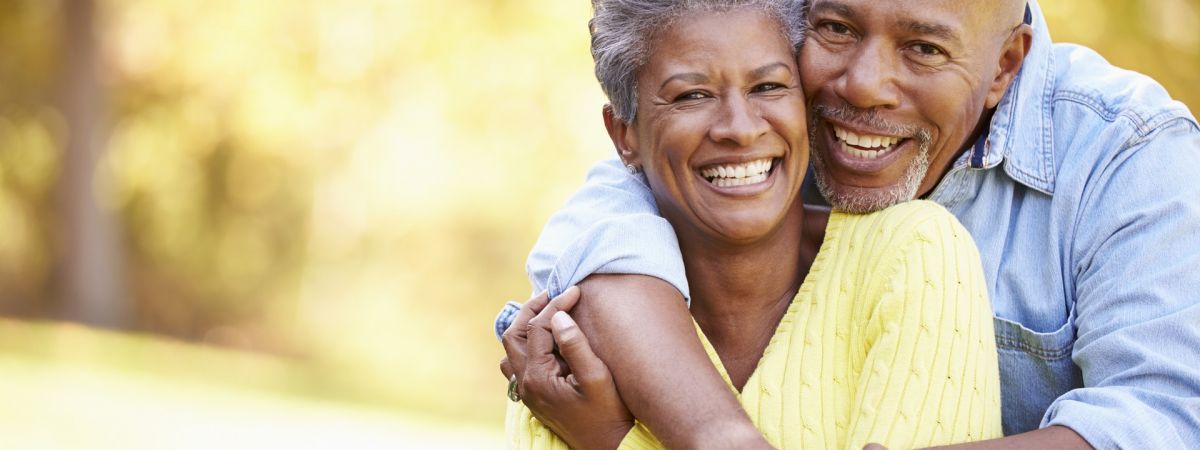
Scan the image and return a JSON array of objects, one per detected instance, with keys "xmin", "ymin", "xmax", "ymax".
[{"xmin": 504, "ymin": 0, "xmax": 1001, "ymax": 448}]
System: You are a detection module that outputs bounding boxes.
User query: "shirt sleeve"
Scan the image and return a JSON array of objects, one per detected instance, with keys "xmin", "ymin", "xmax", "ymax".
[
  {"xmin": 846, "ymin": 204, "xmax": 1003, "ymax": 449},
  {"xmin": 524, "ymin": 158, "xmax": 689, "ymax": 300},
  {"xmin": 1042, "ymin": 120, "xmax": 1200, "ymax": 448},
  {"xmin": 495, "ymin": 157, "xmax": 689, "ymax": 341}
]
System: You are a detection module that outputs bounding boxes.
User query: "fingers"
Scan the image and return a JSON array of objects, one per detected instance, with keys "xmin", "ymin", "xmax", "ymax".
[
  {"xmin": 528, "ymin": 286, "xmax": 581, "ymax": 333},
  {"xmin": 549, "ymin": 311, "xmax": 613, "ymax": 394},
  {"xmin": 500, "ymin": 290, "xmax": 551, "ymax": 377},
  {"xmin": 499, "ymin": 356, "xmax": 513, "ymax": 380},
  {"xmin": 508, "ymin": 290, "xmax": 551, "ymax": 337}
]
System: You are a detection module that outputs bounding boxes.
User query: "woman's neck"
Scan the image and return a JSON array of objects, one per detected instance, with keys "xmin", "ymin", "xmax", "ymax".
[{"xmin": 675, "ymin": 201, "xmax": 818, "ymax": 389}]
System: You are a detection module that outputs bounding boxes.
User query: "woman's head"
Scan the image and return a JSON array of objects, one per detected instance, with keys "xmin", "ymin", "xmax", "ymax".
[
  {"xmin": 594, "ymin": 1, "xmax": 811, "ymax": 247},
  {"xmin": 591, "ymin": 0, "xmax": 806, "ymax": 124}
]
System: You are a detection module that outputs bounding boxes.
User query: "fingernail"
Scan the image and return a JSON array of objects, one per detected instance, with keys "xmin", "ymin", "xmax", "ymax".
[{"xmin": 552, "ymin": 311, "xmax": 573, "ymax": 329}]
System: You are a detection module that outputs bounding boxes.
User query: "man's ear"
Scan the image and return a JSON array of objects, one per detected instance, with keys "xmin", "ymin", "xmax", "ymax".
[
  {"xmin": 602, "ymin": 104, "xmax": 640, "ymax": 166},
  {"xmin": 985, "ymin": 23, "xmax": 1033, "ymax": 109}
]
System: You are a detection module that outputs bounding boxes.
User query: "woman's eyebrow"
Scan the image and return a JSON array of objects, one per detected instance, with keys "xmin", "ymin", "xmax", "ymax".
[
  {"xmin": 750, "ymin": 62, "xmax": 791, "ymax": 79},
  {"xmin": 659, "ymin": 72, "xmax": 708, "ymax": 90}
]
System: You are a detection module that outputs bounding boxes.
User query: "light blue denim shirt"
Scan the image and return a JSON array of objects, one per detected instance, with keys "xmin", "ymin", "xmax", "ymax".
[{"xmin": 497, "ymin": 0, "xmax": 1200, "ymax": 446}]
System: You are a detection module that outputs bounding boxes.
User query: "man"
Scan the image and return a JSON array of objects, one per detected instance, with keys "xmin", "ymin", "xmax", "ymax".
[{"xmin": 499, "ymin": 0, "xmax": 1200, "ymax": 447}]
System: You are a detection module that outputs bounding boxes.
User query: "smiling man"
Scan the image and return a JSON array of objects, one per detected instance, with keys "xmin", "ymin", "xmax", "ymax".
[{"xmin": 498, "ymin": 0, "xmax": 1200, "ymax": 448}]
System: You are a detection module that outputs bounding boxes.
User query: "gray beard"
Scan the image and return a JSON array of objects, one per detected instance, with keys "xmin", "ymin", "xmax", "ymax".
[{"xmin": 808, "ymin": 109, "xmax": 932, "ymax": 214}]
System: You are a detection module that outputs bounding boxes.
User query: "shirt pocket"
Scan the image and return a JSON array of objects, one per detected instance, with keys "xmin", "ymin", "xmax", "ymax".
[{"xmin": 991, "ymin": 314, "xmax": 1083, "ymax": 435}]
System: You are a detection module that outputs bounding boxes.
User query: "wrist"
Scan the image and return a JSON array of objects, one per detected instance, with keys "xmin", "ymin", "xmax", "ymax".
[
  {"xmin": 572, "ymin": 420, "xmax": 633, "ymax": 450},
  {"xmin": 689, "ymin": 420, "xmax": 772, "ymax": 450}
]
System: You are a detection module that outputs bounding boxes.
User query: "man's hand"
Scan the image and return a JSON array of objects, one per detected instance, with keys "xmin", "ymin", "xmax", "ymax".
[{"xmin": 500, "ymin": 287, "xmax": 634, "ymax": 450}]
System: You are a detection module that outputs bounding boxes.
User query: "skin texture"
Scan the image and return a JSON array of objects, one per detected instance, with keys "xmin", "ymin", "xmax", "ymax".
[
  {"xmin": 507, "ymin": 8, "xmax": 814, "ymax": 449},
  {"xmin": 507, "ymin": 0, "xmax": 1093, "ymax": 449},
  {"xmin": 802, "ymin": 0, "xmax": 1031, "ymax": 203}
]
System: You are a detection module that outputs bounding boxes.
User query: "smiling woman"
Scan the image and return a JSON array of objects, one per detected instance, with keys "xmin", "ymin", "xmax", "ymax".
[{"xmin": 501, "ymin": 0, "xmax": 1002, "ymax": 448}]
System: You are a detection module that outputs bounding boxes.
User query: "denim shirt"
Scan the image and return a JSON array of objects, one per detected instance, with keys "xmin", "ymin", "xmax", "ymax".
[{"xmin": 497, "ymin": 0, "xmax": 1200, "ymax": 446}]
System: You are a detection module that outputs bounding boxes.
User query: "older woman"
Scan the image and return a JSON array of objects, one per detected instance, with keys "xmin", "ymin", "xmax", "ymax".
[{"xmin": 503, "ymin": 0, "xmax": 1001, "ymax": 448}]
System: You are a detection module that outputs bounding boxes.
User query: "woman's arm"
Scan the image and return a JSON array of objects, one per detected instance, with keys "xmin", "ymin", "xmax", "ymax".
[
  {"xmin": 847, "ymin": 204, "xmax": 1002, "ymax": 449},
  {"xmin": 502, "ymin": 277, "xmax": 766, "ymax": 449},
  {"xmin": 505, "ymin": 160, "xmax": 766, "ymax": 448}
]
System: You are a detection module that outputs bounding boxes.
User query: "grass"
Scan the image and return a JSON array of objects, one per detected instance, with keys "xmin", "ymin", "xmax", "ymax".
[{"xmin": 0, "ymin": 319, "xmax": 504, "ymax": 449}]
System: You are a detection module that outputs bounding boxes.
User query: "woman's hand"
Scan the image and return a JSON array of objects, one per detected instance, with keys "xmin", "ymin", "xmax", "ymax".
[{"xmin": 500, "ymin": 287, "xmax": 634, "ymax": 450}]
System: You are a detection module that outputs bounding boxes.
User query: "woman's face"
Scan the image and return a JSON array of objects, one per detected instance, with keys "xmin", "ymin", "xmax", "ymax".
[{"xmin": 614, "ymin": 8, "xmax": 808, "ymax": 245}]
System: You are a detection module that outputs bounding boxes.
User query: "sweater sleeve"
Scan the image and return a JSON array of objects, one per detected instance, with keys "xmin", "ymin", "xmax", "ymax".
[
  {"xmin": 505, "ymin": 400, "xmax": 570, "ymax": 450},
  {"xmin": 505, "ymin": 400, "xmax": 663, "ymax": 450},
  {"xmin": 845, "ymin": 203, "xmax": 1003, "ymax": 449}
]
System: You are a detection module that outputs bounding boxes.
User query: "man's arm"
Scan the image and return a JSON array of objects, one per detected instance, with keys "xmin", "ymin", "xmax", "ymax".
[
  {"xmin": 910, "ymin": 120, "xmax": 1200, "ymax": 450},
  {"xmin": 1036, "ymin": 120, "xmax": 1200, "ymax": 448},
  {"xmin": 512, "ymin": 158, "xmax": 767, "ymax": 448}
]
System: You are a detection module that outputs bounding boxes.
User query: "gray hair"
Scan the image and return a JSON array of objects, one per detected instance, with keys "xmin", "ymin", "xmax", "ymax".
[{"xmin": 590, "ymin": 0, "xmax": 807, "ymax": 122}]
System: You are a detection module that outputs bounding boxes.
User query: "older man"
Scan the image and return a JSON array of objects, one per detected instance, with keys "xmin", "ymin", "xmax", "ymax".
[{"xmin": 498, "ymin": 0, "xmax": 1200, "ymax": 448}]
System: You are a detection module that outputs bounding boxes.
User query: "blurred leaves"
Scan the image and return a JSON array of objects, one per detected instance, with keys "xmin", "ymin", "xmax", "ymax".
[{"xmin": 0, "ymin": 0, "xmax": 1195, "ymax": 431}]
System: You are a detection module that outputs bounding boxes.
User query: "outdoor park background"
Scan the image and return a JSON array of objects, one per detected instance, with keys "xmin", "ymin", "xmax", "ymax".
[{"xmin": 0, "ymin": 0, "xmax": 1196, "ymax": 448}]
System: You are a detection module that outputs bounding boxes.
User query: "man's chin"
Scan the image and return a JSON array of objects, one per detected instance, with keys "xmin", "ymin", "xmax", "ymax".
[{"xmin": 817, "ymin": 181, "xmax": 914, "ymax": 214}]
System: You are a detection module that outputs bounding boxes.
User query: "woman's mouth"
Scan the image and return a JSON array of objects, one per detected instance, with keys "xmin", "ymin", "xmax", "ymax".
[{"xmin": 700, "ymin": 157, "xmax": 777, "ymax": 187}]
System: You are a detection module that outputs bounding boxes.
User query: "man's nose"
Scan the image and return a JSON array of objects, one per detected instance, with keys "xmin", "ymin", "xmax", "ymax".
[
  {"xmin": 834, "ymin": 40, "xmax": 901, "ymax": 110},
  {"xmin": 709, "ymin": 95, "xmax": 769, "ymax": 147}
]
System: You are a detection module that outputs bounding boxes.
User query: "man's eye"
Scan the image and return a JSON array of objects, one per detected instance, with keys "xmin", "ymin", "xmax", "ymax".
[
  {"xmin": 826, "ymin": 22, "xmax": 851, "ymax": 34},
  {"xmin": 912, "ymin": 43, "xmax": 944, "ymax": 56},
  {"xmin": 674, "ymin": 91, "xmax": 709, "ymax": 102}
]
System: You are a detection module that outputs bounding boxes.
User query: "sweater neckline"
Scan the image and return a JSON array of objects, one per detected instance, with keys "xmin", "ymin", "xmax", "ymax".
[{"xmin": 696, "ymin": 211, "xmax": 848, "ymax": 394}]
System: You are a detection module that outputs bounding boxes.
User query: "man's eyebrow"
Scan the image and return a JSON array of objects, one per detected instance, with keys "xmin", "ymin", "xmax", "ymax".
[
  {"xmin": 900, "ymin": 20, "xmax": 963, "ymax": 48},
  {"xmin": 750, "ymin": 62, "xmax": 791, "ymax": 80},
  {"xmin": 659, "ymin": 72, "xmax": 708, "ymax": 90},
  {"xmin": 809, "ymin": 1, "xmax": 855, "ymax": 20}
]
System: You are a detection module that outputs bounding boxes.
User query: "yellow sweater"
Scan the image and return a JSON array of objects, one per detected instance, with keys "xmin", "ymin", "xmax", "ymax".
[{"xmin": 506, "ymin": 200, "xmax": 1002, "ymax": 449}]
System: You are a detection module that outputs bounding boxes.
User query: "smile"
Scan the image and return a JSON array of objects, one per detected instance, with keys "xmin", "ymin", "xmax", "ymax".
[
  {"xmin": 700, "ymin": 158, "xmax": 776, "ymax": 187},
  {"xmin": 833, "ymin": 126, "xmax": 903, "ymax": 160}
]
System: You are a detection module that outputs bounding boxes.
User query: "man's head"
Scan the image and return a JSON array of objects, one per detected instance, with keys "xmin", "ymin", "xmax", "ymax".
[{"xmin": 800, "ymin": 0, "xmax": 1031, "ymax": 213}]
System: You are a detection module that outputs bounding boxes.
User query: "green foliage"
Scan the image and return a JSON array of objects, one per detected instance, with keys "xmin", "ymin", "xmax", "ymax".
[{"xmin": 0, "ymin": 0, "xmax": 1195, "ymax": 430}]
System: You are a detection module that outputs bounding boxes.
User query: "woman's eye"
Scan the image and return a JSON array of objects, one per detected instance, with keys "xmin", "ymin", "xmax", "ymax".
[
  {"xmin": 752, "ymin": 83, "xmax": 785, "ymax": 93},
  {"xmin": 674, "ymin": 91, "xmax": 709, "ymax": 102}
]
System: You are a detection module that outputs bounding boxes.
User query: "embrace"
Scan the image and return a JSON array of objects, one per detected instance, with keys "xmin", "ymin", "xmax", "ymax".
[{"xmin": 498, "ymin": 0, "xmax": 1200, "ymax": 449}]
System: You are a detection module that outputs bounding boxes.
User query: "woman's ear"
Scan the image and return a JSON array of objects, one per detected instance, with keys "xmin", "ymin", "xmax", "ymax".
[{"xmin": 602, "ymin": 104, "xmax": 640, "ymax": 167}]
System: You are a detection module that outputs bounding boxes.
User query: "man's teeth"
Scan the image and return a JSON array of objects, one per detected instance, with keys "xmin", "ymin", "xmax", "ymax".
[
  {"xmin": 700, "ymin": 158, "xmax": 773, "ymax": 187},
  {"xmin": 833, "ymin": 126, "xmax": 901, "ymax": 159}
]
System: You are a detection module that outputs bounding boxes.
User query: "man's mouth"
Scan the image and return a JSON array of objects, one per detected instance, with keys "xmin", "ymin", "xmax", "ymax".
[
  {"xmin": 833, "ymin": 126, "xmax": 904, "ymax": 160},
  {"xmin": 700, "ymin": 158, "xmax": 777, "ymax": 187}
]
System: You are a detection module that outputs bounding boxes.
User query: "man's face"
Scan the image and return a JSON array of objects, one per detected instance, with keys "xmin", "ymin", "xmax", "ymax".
[{"xmin": 800, "ymin": 0, "xmax": 1014, "ymax": 212}]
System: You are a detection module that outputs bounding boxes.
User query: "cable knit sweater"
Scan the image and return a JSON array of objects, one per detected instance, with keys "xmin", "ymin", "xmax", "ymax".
[{"xmin": 506, "ymin": 200, "xmax": 1003, "ymax": 449}]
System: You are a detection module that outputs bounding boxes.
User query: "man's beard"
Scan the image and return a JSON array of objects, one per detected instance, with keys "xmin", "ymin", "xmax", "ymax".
[{"xmin": 808, "ymin": 104, "xmax": 932, "ymax": 214}]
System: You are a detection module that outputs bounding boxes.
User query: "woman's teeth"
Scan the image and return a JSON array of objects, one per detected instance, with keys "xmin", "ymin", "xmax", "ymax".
[
  {"xmin": 833, "ymin": 126, "xmax": 901, "ymax": 160},
  {"xmin": 700, "ymin": 158, "xmax": 773, "ymax": 187}
]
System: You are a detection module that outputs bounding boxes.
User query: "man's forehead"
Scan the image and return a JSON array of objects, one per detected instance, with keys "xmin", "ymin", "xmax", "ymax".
[{"xmin": 807, "ymin": 0, "xmax": 1015, "ymax": 41}]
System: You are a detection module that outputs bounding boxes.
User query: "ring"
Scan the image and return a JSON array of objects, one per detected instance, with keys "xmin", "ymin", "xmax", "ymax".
[{"xmin": 507, "ymin": 374, "xmax": 521, "ymax": 402}]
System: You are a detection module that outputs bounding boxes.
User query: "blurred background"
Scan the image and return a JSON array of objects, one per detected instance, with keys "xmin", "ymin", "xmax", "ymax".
[{"xmin": 0, "ymin": 0, "xmax": 1196, "ymax": 448}]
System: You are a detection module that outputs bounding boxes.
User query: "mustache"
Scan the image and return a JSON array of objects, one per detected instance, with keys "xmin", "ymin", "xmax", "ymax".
[{"xmin": 812, "ymin": 104, "xmax": 931, "ymax": 145}]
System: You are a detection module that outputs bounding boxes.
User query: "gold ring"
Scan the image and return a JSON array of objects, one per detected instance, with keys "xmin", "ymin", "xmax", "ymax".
[{"xmin": 507, "ymin": 374, "xmax": 521, "ymax": 402}]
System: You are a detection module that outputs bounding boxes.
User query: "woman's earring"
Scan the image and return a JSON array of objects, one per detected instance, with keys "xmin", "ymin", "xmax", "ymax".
[{"xmin": 626, "ymin": 164, "xmax": 641, "ymax": 174}]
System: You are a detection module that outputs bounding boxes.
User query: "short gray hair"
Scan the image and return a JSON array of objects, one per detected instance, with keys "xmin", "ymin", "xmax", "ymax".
[{"xmin": 590, "ymin": 0, "xmax": 807, "ymax": 122}]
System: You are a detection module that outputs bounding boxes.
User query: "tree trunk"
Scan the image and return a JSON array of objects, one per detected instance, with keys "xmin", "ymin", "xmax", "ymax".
[{"xmin": 57, "ymin": 0, "xmax": 126, "ymax": 328}]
